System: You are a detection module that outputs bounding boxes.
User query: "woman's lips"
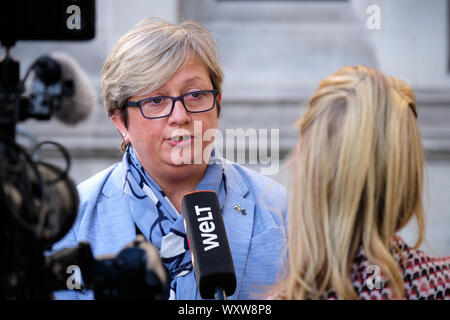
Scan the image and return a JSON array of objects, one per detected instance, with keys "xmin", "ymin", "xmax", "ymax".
[{"xmin": 166, "ymin": 135, "xmax": 193, "ymax": 147}]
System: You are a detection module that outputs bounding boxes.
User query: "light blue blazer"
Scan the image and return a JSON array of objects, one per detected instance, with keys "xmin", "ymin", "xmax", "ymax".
[{"xmin": 52, "ymin": 159, "xmax": 287, "ymax": 300}]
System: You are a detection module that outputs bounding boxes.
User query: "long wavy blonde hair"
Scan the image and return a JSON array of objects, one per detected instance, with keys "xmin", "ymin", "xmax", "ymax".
[{"xmin": 274, "ymin": 65, "xmax": 425, "ymax": 299}]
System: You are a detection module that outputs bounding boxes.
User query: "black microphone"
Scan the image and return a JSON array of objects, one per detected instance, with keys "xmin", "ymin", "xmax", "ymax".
[{"xmin": 181, "ymin": 190, "xmax": 236, "ymax": 300}]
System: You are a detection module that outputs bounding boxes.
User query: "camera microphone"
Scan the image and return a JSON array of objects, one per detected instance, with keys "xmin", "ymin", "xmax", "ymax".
[
  {"xmin": 181, "ymin": 190, "xmax": 236, "ymax": 300},
  {"xmin": 48, "ymin": 52, "xmax": 97, "ymax": 125},
  {"xmin": 25, "ymin": 51, "xmax": 97, "ymax": 125}
]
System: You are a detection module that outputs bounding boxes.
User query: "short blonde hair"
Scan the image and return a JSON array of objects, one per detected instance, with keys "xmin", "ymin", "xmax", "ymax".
[
  {"xmin": 102, "ymin": 17, "xmax": 224, "ymax": 149},
  {"xmin": 273, "ymin": 65, "xmax": 425, "ymax": 300}
]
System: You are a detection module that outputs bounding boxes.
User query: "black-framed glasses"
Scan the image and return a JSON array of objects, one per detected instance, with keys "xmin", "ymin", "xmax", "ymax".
[{"xmin": 126, "ymin": 90, "xmax": 219, "ymax": 119}]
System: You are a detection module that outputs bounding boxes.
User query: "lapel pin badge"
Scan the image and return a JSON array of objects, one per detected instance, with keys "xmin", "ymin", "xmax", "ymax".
[{"xmin": 233, "ymin": 204, "xmax": 246, "ymax": 215}]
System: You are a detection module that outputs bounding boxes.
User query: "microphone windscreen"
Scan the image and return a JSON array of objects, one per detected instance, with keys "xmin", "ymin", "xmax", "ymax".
[
  {"xmin": 181, "ymin": 191, "xmax": 236, "ymax": 299},
  {"xmin": 49, "ymin": 52, "xmax": 97, "ymax": 125}
]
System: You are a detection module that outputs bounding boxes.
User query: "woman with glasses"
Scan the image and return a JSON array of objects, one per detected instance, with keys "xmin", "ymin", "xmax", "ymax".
[
  {"xmin": 271, "ymin": 65, "xmax": 449, "ymax": 300},
  {"xmin": 51, "ymin": 17, "xmax": 287, "ymax": 300}
]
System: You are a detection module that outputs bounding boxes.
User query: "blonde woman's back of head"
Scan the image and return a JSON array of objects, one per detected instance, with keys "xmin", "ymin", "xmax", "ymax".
[{"xmin": 276, "ymin": 65, "xmax": 425, "ymax": 300}]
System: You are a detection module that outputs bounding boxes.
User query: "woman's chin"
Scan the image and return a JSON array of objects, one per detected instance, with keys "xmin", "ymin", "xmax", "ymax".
[
  {"xmin": 165, "ymin": 148, "xmax": 207, "ymax": 167},
  {"xmin": 159, "ymin": 159, "xmax": 206, "ymax": 183}
]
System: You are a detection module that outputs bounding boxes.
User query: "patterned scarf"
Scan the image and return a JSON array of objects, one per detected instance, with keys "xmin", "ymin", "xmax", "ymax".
[{"xmin": 122, "ymin": 145, "xmax": 224, "ymax": 299}]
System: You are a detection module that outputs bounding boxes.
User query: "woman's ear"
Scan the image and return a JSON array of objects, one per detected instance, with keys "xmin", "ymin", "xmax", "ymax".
[
  {"xmin": 111, "ymin": 109, "xmax": 125, "ymax": 131},
  {"xmin": 218, "ymin": 93, "xmax": 222, "ymax": 104},
  {"xmin": 111, "ymin": 109, "xmax": 129, "ymax": 142}
]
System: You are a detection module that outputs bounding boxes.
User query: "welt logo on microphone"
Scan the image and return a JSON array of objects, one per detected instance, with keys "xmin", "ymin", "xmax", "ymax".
[
  {"xmin": 193, "ymin": 204, "xmax": 220, "ymax": 252},
  {"xmin": 182, "ymin": 191, "xmax": 231, "ymax": 257}
]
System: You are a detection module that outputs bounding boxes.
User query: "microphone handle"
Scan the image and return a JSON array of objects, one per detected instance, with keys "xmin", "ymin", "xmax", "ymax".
[{"xmin": 214, "ymin": 287, "xmax": 227, "ymax": 300}]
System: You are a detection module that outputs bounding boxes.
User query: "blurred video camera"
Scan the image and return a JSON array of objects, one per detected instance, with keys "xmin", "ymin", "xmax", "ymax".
[{"xmin": 0, "ymin": 0, "xmax": 167, "ymax": 299}]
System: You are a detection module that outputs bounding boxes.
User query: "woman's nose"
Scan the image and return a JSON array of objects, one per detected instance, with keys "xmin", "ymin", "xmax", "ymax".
[{"xmin": 168, "ymin": 100, "xmax": 191, "ymax": 125}]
